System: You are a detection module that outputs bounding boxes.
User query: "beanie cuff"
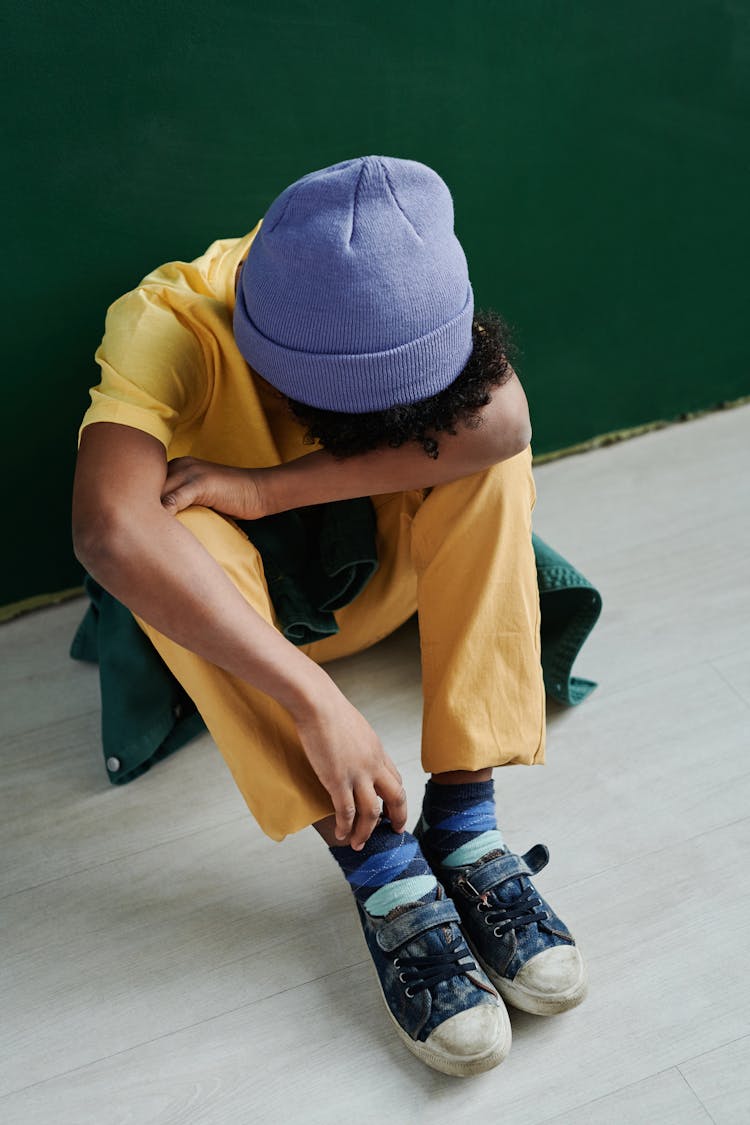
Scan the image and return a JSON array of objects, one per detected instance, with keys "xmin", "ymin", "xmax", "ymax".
[{"xmin": 233, "ymin": 284, "xmax": 475, "ymax": 413}]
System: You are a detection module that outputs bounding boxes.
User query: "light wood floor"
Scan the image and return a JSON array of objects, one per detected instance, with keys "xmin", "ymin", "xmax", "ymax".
[{"xmin": 2, "ymin": 406, "xmax": 749, "ymax": 1124}]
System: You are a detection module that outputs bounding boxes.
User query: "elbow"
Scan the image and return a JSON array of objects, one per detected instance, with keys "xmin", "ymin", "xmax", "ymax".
[
  {"xmin": 476, "ymin": 378, "xmax": 533, "ymax": 465},
  {"xmin": 486, "ymin": 418, "xmax": 533, "ymax": 466},
  {"xmin": 510, "ymin": 396, "xmax": 533, "ymax": 455},
  {"xmin": 73, "ymin": 527, "xmax": 113, "ymax": 581},
  {"xmin": 73, "ymin": 532, "xmax": 105, "ymax": 577},
  {"xmin": 72, "ymin": 512, "xmax": 134, "ymax": 580},
  {"xmin": 73, "ymin": 501, "xmax": 168, "ymax": 583},
  {"xmin": 485, "ymin": 367, "xmax": 532, "ymax": 461},
  {"xmin": 517, "ymin": 418, "xmax": 533, "ymax": 455}
]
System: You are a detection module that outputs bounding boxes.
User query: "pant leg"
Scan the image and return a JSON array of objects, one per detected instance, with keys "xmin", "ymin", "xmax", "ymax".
[
  {"xmin": 296, "ymin": 488, "xmax": 423, "ymax": 664},
  {"xmin": 132, "ymin": 447, "xmax": 544, "ymax": 839},
  {"xmin": 408, "ymin": 444, "xmax": 546, "ymax": 772},
  {"xmin": 131, "ymin": 495, "xmax": 423, "ymax": 841}
]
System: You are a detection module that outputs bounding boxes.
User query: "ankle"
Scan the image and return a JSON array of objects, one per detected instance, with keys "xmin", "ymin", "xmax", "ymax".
[
  {"xmin": 420, "ymin": 776, "xmax": 505, "ymax": 867},
  {"xmin": 431, "ymin": 768, "xmax": 493, "ymax": 785}
]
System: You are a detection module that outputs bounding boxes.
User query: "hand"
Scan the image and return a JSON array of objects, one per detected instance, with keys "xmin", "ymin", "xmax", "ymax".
[
  {"xmin": 161, "ymin": 457, "xmax": 270, "ymax": 520},
  {"xmin": 293, "ymin": 687, "xmax": 408, "ymax": 849}
]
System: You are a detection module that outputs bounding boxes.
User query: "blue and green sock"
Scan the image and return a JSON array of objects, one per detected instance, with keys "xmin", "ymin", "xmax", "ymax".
[
  {"xmin": 417, "ymin": 778, "xmax": 507, "ymax": 868},
  {"xmin": 329, "ymin": 820, "xmax": 439, "ymax": 917}
]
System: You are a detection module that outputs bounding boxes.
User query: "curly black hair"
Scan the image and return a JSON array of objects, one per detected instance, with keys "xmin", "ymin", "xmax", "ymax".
[{"xmin": 279, "ymin": 308, "xmax": 519, "ymax": 460}]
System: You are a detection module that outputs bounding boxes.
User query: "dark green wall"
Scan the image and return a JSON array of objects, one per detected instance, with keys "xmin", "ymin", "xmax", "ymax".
[{"xmin": 4, "ymin": 1, "xmax": 749, "ymax": 606}]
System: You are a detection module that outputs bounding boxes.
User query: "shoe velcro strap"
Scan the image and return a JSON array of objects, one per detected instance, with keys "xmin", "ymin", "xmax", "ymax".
[
  {"xmin": 458, "ymin": 844, "xmax": 549, "ymax": 897},
  {"xmin": 375, "ymin": 898, "xmax": 461, "ymax": 953}
]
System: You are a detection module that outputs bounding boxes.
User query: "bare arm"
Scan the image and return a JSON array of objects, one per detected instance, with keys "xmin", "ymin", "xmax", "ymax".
[
  {"xmin": 72, "ymin": 422, "xmax": 407, "ymax": 846},
  {"xmin": 161, "ymin": 367, "xmax": 533, "ymax": 517},
  {"xmin": 72, "ymin": 423, "xmax": 327, "ymax": 710},
  {"xmin": 268, "ymin": 367, "xmax": 532, "ymax": 512}
]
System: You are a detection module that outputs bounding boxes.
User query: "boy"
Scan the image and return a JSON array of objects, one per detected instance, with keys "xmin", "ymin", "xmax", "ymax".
[{"xmin": 72, "ymin": 155, "xmax": 587, "ymax": 1078}]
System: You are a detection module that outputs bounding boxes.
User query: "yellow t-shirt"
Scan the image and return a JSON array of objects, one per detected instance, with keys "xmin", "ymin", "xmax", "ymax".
[{"xmin": 78, "ymin": 222, "xmax": 320, "ymax": 467}]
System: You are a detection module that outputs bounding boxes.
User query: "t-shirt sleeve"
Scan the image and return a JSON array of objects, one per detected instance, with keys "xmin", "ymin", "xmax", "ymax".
[{"xmin": 77, "ymin": 285, "xmax": 209, "ymax": 451}]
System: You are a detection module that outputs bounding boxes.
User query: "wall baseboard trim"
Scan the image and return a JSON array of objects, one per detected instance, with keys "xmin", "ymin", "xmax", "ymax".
[
  {"xmin": 2, "ymin": 393, "xmax": 748, "ymax": 624},
  {"xmin": 0, "ymin": 585, "xmax": 85, "ymax": 625},
  {"xmin": 531, "ymin": 393, "xmax": 750, "ymax": 466}
]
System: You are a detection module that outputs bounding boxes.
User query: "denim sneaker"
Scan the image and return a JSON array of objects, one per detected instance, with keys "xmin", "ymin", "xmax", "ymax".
[
  {"xmin": 354, "ymin": 883, "xmax": 512, "ymax": 1076},
  {"xmin": 414, "ymin": 822, "xmax": 588, "ymax": 1016}
]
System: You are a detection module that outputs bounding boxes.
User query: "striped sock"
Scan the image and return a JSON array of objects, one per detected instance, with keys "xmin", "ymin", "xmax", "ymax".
[
  {"xmin": 419, "ymin": 778, "xmax": 507, "ymax": 868},
  {"xmin": 329, "ymin": 820, "xmax": 439, "ymax": 917}
]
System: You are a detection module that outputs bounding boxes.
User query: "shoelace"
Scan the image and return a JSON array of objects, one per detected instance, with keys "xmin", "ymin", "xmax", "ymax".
[
  {"xmin": 478, "ymin": 882, "xmax": 548, "ymax": 937},
  {"xmin": 393, "ymin": 941, "xmax": 477, "ymax": 997}
]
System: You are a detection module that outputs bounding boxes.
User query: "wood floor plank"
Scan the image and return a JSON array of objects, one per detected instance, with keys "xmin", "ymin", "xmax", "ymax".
[
  {"xmin": 2, "ymin": 816, "xmax": 748, "ymax": 1124},
  {"xmin": 710, "ymin": 652, "xmax": 750, "ymax": 709},
  {"xmin": 531, "ymin": 405, "xmax": 750, "ymax": 695},
  {"xmin": 2, "ymin": 655, "xmax": 748, "ymax": 1095},
  {"xmin": 540, "ymin": 1068, "xmax": 713, "ymax": 1125},
  {"xmin": 531, "ymin": 405, "xmax": 750, "ymax": 567},
  {"xmin": 679, "ymin": 1034, "xmax": 750, "ymax": 1125},
  {"xmin": 0, "ymin": 599, "xmax": 100, "ymax": 740},
  {"xmin": 482, "ymin": 661, "xmax": 750, "ymax": 891},
  {"xmin": 0, "ymin": 715, "xmax": 249, "ymax": 898},
  {"xmin": 0, "ymin": 616, "xmax": 423, "ymax": 897},
  {"xmin": 0, "ymin": 816, "xmax": 362, "ymax": 1096}
]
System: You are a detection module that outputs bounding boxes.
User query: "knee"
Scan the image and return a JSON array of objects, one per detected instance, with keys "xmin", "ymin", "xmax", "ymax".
[
  {"xmin": 174, "ymin": 504, "xmax": 246, "ymax": 545},
  {"xmin": 173, "ymin": 505, "xmax": 261, "ymax": 570},
  {"xmin": 174, "ymin": 503, "xmax": 225, "ymax": 534},
  {"xmin": 171, "ymin": 505, "xmax": 276, "ymax": 623}
]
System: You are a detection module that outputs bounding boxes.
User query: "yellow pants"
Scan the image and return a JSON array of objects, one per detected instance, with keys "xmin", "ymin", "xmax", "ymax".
[{"xmin": 133, "ymin": 445, "xmax": 545, "ymax": 841}]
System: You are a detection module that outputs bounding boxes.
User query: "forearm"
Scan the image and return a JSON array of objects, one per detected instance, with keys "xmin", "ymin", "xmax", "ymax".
[
  {"xmin": 158, "ymin": 372, "xmax": 532, "ymax": 519},
  {"xmin": 76, "ymin": 507, "xmax": 334, "ymax": 719},
  {"xmin": 267, "ymin": 385, "xmax": 531, "ymax": 513}
]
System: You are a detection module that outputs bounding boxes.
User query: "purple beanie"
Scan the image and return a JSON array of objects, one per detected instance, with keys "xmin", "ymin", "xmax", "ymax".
[{"xmin": 233, "ymin": 155, "xmax": 474, "ymax": 413}]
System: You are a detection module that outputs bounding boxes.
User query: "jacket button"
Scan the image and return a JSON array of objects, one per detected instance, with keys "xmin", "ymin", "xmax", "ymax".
[
  {"xmin": 106, "ymin": 756, "xmax": 121, "ymax": 772},
  {"xmin": 173, "ymin": 702, "xmax": 183, "ymax": 719}
]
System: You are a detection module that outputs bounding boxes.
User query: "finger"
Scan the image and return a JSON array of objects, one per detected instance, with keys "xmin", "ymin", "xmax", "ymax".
[
  {"xmin": 161, "ymin": 463, "xmax": 191, "ymax": 493},
  {"xmin": 382, "ymin": 756, "xmax": 403, "ymax": 786},
  {"xmin": 377, "ymin": 774, "xmax": 408, "ymax": 834},
  {"xmin": 349, "ymin": 784, "xmax": 382, "ymax": 851},
  {"xmin": 161, "ymin": 481, "xmax": 201, "ymax": 514},
  {"xmin": 331, "ymin": 786, "xmax": 357, "ymax": 844}
]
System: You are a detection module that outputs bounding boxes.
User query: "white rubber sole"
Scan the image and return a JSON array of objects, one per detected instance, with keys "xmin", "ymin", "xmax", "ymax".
[{"xmin": 370, "ymin": 968, "xmax": 512, "ymax": 1077}]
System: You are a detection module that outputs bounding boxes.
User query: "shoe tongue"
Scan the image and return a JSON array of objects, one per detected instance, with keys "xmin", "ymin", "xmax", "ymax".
[{"xmin": 487, "ymin": 876, "xmax": 528, "ymax": 905}]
